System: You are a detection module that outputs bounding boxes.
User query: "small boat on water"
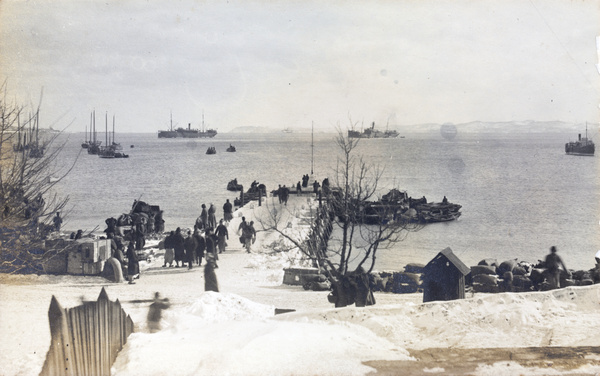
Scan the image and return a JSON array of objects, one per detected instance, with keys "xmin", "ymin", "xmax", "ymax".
[
  {"xmin": 227, "ymin": 179, "xmax": 243, "ymax": 191},
  {"xmin": 226, "ymin": 144, "xmax": 236, "ymax": 152},
  {"xmin": 206, "ymin": 146, "xmax": 216, "ymax": 155},
  {"xmin": 565, "ymin": 125, "xmax": 594, "ymax": 156}
]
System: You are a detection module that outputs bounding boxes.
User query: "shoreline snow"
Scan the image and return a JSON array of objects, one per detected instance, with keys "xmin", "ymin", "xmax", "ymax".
[{"xmin": 1, "ymin": 195, "xmax": 599, "ymax": 375}]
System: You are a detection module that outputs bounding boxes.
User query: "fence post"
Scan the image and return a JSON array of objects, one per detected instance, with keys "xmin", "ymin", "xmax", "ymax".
[{"xmin": 40, "ymin": 296, "xmax": 75, "ymax": 376}]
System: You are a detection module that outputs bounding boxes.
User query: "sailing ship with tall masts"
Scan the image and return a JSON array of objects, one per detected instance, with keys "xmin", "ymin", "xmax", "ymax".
[
  {"xmin": 98, "ymin": 113, "xmax": 128, "ymax": 158},
  {"xmin": 86, "ymin": 110, "xmax": 102, "ymax": 154},
  {"xmin": 13, "ymin": 110, "xmax": 45, "ymax": 158}
]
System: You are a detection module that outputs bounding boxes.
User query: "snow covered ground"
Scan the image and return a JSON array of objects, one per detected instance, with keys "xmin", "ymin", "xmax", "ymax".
[{"xmin": 1, "ymin": 196, "xmax": 599, "ymax": 375}]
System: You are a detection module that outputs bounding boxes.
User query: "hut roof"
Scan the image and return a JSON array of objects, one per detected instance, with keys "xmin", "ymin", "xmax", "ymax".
[{"xmin": 425, "ymin": 247, "xmax": 471, "ymax": 276}]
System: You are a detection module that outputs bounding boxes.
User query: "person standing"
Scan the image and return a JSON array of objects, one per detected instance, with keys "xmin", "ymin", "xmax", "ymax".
[
  {"xmin": 296, "ymin": 181, "xmax": 302, "ymax": 194},
  {"xmin": 215, "ymin": 219, "xmax": 229, "ymax": 253},
  {"xmin": 126, "ymin": 242, "xmax": 140, "ymax": 284},
  {"xmin": 207, "ymin": 203, "xmax": 217, "ymax": 229},
  {"xmin": 199, "ymin": 204, "xmax": 208, "ymax": 230},
  {"xmin": 172, "ymin": 227, "xmax": 185, "ymax": 267},
  {"xmin": 163, "ymin": 231, "xmax": 175, "ymax": 267},
  {"xmin": 205, "ymin": 227, "xmax": 218, "ymax": 266},
  {"xmin": 545, "ymin": 246, "xmax": 570, "ymax": 289},
  {"xmin": 53, "ymin": 212, "xmax": 63, "ymax": 232},
  {"xmin": 184, "ymin": 230, "xmax": 197, "ymax": 270},
  {"xmin": 223, "ymin": 199, "xmax": 233, "ymax": 223},
  {"xmin": 193, "ymin": 225, "xmax": 205, "ymax": 265}
]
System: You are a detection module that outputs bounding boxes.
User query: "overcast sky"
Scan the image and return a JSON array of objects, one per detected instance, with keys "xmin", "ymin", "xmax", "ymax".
[{"xmin": 1, "ymin": 0, "xmax": 598, "ymax": 133}]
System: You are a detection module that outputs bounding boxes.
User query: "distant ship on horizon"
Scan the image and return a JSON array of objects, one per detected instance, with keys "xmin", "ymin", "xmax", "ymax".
[
  {"xmin": 348, "ymin": 122, "xmax": 398, "ymax": 139},
  {"xmin": 158, "ymin": 113, "xmax": 217, "ymax": 139},
  {"xmin": 282, "ymin": 127, "xmax": 293, "ymax": 133},
  {"xmin": 565, "ymin": 125, "xmax": 594, "ymax": 156}
]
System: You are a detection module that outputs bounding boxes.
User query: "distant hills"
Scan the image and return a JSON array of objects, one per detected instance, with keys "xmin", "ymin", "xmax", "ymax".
[{"xmin": 228, "ymin": 121, "xmax": 597, "ymax": 134}]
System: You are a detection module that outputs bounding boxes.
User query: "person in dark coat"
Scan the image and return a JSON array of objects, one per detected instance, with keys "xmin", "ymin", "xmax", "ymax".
[
  {"xmin": 172, "ymin": 227, "xmax": 185, "ymax": 267},
  {"xmin": 204, "ymin": 253, "xmax": 219, "ymax": 292},
  {"xmin": 193, "ymin": 225, "xmax": 205, "ymax": 265},
  {"xmin": 215, "ymin": 219, "xmax": 229, "ymax": 253},
  {"xmin": 126, "ymin": 242, "xmax": 140, "ymax": 284},
  {"xmin": 155, "ymin": 210, "xmax": 165, "ymax": 233},
  {"xmin": 223, "ymin": 199, "xmax": 233, "ymax": 223},
  {"xmin": 184, "ymin": 230, "xmax": 197, "ymax": 270},
  {"xmin": 353, "ymin": 267, "xmax": 376, "ymax": 307},
  {"xmin": 205, "ymin": 228, "xmax": 218, "ymax": 266},
  {"xmin": 163, "ymin": 231, "xmax": 175, "ymax": 267},
  {"xmin": 242, "ymin": 220, "xmax": 256, "ymax": 253},
  {"xmin": 545, "ymin": 246, "xmax": 570, "ymax": 289},
  {"xmin": 207, "ymin": 203, "xmax": 217, "ymax": 229},
  {"xmin": 296, "ymin": 181, "xmax": 302, "ymax": 193},
  {"xmin": 199, "ymin": 204, "xmax": 208, "ymax": 230},
  {"xmin": 53, "ymin": 212, "xmax": 63, "ymax": 232},
  {"xmin": 147, "ymin": 292, "xmax": 170, "ymax": 333}
]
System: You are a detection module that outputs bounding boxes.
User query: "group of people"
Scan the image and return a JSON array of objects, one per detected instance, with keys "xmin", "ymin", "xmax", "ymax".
[{"xmin": 162, "ymin": 223, "xmax": 228, "ymax": 269}]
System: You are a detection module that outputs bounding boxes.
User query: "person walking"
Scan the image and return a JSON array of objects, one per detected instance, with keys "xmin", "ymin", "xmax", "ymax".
[
  {"xmin": 545, "ymin": 246, "xmax": 570, "ymax": 289},
  {"xmin": 147, "ymin": 292, "xmax": 170, "ymax": 333},
  {"xmin": 215, "ymin": 219, "xmax": 229, "ymax": 253},
  {"xmin": 223, "ymin": 199, "xmax": 233, "ymax": 223},
  {"xmin": 184, "ymin": 230, "xmax": 197, "ymax": 270},
  {"xmin": 172, "ymin": 227, "xmax": 185, "ymax": 267},
  {"xmin": 242, "ymin": 220, "xmax": 256, "ymax": 253}
]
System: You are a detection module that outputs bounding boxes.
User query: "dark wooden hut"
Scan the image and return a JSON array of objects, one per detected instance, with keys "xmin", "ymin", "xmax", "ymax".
[{"xmin": 422, "ymin": 247, "xmax": 470, "ymax": 303}]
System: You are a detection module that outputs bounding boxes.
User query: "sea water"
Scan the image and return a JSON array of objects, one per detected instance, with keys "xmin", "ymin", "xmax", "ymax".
[{"xmin": 51, "ymin": 129, "xmax": 600, "ymax": 270}]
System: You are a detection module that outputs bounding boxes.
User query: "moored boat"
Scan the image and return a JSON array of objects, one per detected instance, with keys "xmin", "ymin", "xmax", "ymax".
[
  {"xmin": 226, "ymin": 144, "xmax": 236, "ymax": 152},
  {"xmin": 206, "ymin": 146, "xmax": 216, "ymax": 155},
  {"xmin": 227, "ymin": 179, "xmax": 243, "ymax": 191},
  {"xmin": 565, "ymin": 125, "xmax": 594, "ymax": 156}
]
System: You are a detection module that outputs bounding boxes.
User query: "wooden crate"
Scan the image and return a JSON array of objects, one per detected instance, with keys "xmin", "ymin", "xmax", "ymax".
[{"xmin": 283, "ymin": 267, "xmax": 320, "ymax": 286}]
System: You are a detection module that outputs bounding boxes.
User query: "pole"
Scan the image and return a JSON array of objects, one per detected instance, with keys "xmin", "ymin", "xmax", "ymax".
[{"xmin": 311, "ymin": 121, "xmax": 314, "ymax": 175}]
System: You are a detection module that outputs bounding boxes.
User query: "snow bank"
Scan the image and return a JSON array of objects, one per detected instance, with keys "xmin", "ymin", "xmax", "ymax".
[{"xmin": 112, "ymin": 292, "xmax": 412, "ymax": 376}]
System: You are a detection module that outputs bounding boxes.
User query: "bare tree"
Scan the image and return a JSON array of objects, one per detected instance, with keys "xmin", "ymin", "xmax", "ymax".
[
  {"xmin": 256, "ymin": 124, "xmax": 424, "ymax": 307},
  {"xmin": 0, "ymin": 82, "xmax": 79, "ymax": 273}
]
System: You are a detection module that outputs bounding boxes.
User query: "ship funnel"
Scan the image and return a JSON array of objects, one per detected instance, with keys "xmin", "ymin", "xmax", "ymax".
[
  {"xmin": 188, "ymin": 123, "xmax": 191, "ymax": 130},
  {"xmin": 579, "ymin": 133, "xmax": 581, "ymax": 141}
]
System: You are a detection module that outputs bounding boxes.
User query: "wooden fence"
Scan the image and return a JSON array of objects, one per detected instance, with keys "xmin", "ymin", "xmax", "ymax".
[{"xmin": 40, "ymin": 287, "xmax": 134, "ymax": 376}]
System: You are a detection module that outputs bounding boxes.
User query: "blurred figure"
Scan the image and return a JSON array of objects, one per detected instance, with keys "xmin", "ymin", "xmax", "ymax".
[
  {"xmin": 544, "ymin": 246, "xmax": 570, "ymax": 289},
  {"xmin": 204, "ymin": 253, "xmax": 219, "ymax": 292},
  {"xmin": 147, "ymin": 292, "xmax": 170, "ymax": 333},
  {"xmin": 52, "ymin": 212, "xmax": 63, "ymax": 232}
]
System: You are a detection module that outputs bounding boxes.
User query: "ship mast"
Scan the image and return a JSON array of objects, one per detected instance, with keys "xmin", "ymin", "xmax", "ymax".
[{"xmin": 311, "ymin": 121, "xmax": 314, "ymax": 175}]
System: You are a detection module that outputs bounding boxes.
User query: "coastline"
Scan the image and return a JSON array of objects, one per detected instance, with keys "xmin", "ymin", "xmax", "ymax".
[{"xmin": 1, "ymin": 195, "xmax": 599, "ymax": 375}]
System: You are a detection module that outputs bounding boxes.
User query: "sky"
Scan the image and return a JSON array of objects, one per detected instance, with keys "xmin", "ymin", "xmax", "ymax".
[{"xmin": 0, "ymin": 0, "xmax": 598, "ymax": 133}]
